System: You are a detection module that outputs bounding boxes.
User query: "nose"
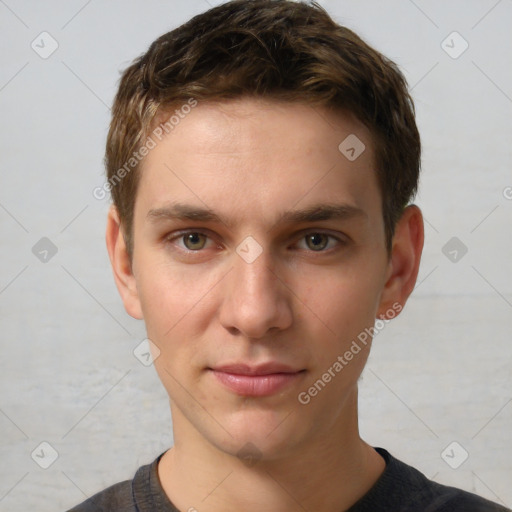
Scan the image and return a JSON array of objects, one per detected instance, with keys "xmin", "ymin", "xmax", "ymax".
[{"xmin": 218, "ymin": 244, "xmax": 293, "ymax": 340}]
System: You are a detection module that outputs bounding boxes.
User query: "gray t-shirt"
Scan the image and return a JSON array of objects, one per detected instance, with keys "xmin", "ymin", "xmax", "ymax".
[{"xmin": 67, "ymin": 447, "xmax": 510, "ymax": 511}]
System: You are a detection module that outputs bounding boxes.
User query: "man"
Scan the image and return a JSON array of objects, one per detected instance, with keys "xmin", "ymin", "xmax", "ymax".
[{"xmin": 70, "ymin": 1, "xmax": 509, "ymax": 510}]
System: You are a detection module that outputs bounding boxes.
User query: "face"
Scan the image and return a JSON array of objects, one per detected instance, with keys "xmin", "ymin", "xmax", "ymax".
[{"xmin": 109, "ymin": 98, "xmax": 418, "ymax": 461}]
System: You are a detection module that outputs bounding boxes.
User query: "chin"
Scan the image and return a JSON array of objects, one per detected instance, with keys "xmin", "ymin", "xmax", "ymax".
[{"xmin": 210, "ymin": 408, "xmax": 308, "ymax": 462}]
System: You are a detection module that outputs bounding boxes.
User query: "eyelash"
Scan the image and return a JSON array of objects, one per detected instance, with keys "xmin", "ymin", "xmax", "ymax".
[{"xmin": 165, "ymin": 230, "xmax": 346, "ymax": 254}]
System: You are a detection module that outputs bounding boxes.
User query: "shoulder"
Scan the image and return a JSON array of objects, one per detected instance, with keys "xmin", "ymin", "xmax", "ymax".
[
  {"xmin": 66, "ymin": 479, "xmax": 134, "ymax": 512},
  {"xmin": 419, "ymin": 479, "xmax": 510, "ymax": 512},
  {"xmin": 66, "ymin": 454, "xmax": 163, "ymax": 512},
  {"xmin": 357, "ymin": 448, "xmax": 510, "ymax": 512}
]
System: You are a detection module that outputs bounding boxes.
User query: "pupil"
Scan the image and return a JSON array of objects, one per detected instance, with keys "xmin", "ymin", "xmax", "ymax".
[
  {"xmin": 309, "ymin": 233, "xmax": 326, "ymax": 250},
  {"xmin": 187, "ymin": 233, "xmax": 203, "ymax": 249}
]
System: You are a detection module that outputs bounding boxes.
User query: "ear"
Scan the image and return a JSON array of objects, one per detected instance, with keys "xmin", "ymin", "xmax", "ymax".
[
  {"xmin": 105, "ymin": 206, "xmax": 143, "ymax": 320},
  {"xmin": 377, "ymin": 205, "xmax": 424, "ymax": 319}
]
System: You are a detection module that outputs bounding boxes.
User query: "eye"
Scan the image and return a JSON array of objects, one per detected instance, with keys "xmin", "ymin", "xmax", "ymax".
[
  {"xmin": 296, "ymin": 232, "xmax": 342, "ymax": 252},
  {"xmin": 164, "ymin": 228, "xmax": 221, "ymax": 261},
  {"xmin": 183, "ymin": 232, "xmax": 208, "ymax": 250}
]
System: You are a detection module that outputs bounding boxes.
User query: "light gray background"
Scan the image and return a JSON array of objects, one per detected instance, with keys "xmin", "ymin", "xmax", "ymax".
[{"xmin": 1, "ymin": 1, "xmax": 511, "ymax": 510}]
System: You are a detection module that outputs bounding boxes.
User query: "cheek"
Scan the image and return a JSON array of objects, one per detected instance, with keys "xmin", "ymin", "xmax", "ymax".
[
  {"xmin": 137, "ymin": 259, "xmax": 213, "ymax": 334},
  {"xmin": 139, "ymin": 269, "xmax": 208, "ymax": 398},
  {"xmin": 302, "ymin": 260, "xmax": 384, "ymax": 334},
  {"xmin": 295, "ymin": 264, "xmax": 385, "ymax": 388},
  {"xmin": 136, "ymin": 260, "xmax": 227, "ymax": 376},
  {"xmin": 138, "ymin": 278, "xmax": 174, "ymax": 339}
]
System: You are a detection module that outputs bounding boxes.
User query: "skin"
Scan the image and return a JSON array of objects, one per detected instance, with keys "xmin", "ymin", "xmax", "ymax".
[{"xmin": 106, "ymin": 98, "xmax": 424, "ymax": 512}]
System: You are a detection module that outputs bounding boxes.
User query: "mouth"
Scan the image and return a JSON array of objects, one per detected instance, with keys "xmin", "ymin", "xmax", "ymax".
[{"xmin": 208, "ymin": 363, "xmax": 306, "ymax": 397}]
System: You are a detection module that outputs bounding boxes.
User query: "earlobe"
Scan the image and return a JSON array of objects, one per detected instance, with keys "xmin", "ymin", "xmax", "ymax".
[
  {"xmin": 105, "ymin": 206, "xmax": 144, "ymax": 320},
  {"xmin": 377, "ymin": 205, "xmax": 424, "ymax": 318}
]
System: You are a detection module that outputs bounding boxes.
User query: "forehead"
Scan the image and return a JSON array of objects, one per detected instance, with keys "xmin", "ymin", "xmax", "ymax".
[
  {"xmin": 150, "ymin": 98, "xmax": 372, "ymax": 160},
  {"xmin": 135, "ymin": 98, "xmax": 381, "ymax": 226}
]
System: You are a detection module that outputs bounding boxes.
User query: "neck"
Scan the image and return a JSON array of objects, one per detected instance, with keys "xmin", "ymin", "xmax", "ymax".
[{"xmin": 158, "ymin": 388, "xmax": 385, "ymax": 512}]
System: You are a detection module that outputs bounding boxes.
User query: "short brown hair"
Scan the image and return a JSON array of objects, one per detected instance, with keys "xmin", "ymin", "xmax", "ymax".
[{"xmin": 105, "ymin": 0, "xmax": 420, "ymax": 256}]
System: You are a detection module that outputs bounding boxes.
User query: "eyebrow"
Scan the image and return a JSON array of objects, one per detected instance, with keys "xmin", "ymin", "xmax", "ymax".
[
  {"xmin": 278, "ymin": 203, "xmax": 366, "ymax": 224},
  {"xmin": 146, "ymin": 202, "xmax": 367, "ymax": 229}
]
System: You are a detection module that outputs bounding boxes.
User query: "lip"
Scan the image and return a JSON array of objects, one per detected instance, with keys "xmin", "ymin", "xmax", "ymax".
[{"xmin": 209, "ymin": 363, "xmax": 306, "ymax": 397}]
